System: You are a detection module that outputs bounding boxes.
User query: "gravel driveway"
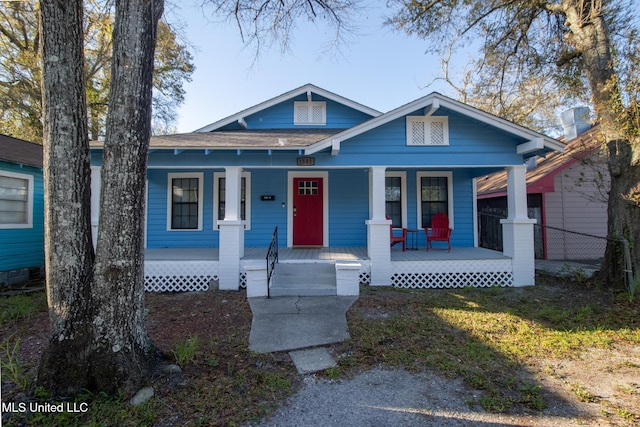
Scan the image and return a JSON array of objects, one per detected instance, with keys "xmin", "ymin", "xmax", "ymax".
[{"xmin": 251, "ymin": 367, "xmax": 600, "ymax": 427}]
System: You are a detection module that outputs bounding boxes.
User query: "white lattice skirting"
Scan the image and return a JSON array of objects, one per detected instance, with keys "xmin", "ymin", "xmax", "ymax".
[
  {"xmin": 358, "ymin": 260, "xmax": 371, "ymax": 285},
  {"xmin": 143, "ymin": 258, "xmax": 513, "ymax": 291},
  {"xmin": 145, "ymin": 261, "xmax": 219, "ymax": 292},
  {"xmin": 391, "ymin": 259, "xmax": 514, "ymax": 289}
]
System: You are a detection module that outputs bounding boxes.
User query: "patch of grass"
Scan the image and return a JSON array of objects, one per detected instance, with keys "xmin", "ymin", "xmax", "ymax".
[
  {"xmin": 337, "ymin": 281, "xmax": 640, "ymax": 415},
  {"xmin": 261, "ymin": 372, "xmax": 291, "ymax": 390},
  {"xmin": 628, "ymin": 274, "xmax": 640, "ymax": 302},
  {"xmin": 615, "ymin": 383, "xmax": 639, "ymax": 396},
  {"xmin": 4, "ymin": 390, "xmax": 155, "ymax": 427},
  {"xmin": 174, "ymin": 335, "xmax": 200, "ymax": 365},
  {"xmin": 478, "ymin": 392, "xmax": 511, "ymax": 412},
  {"xmin": 480, "ymin": 285, "xmax": 506, "ymax": 296},
  {"xmin": 519, "ymin": 382, "xmax": 545, "ymax": 411},
  {"xmin": 614, "ymin": 360, "xmax": 640, "ymax": 370},
  {"xmin": 615, "ymin": 407, "xmax": 637, "ymax": 422},
  {"xmin": 33, "ymin": 386, "xmax": 51, "ymax": 399},
  {"xmin": 325, "ymin": 367, "xmax": 340, "ymax": 379},
  {"xmin": 0, "ymin": 335, "xmax": 29, "ymax": 391},
  {"xmin": 0, "ymin": 292, "xmax": 46, "ymax": 325},
  {"xmin": 572, "ymin": 384, "xmax": 600, "ymax": 403}
]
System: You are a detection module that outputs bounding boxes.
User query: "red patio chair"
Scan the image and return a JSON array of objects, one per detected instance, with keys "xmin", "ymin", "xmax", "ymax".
[
  {"xmin": 425, "ymin": 212, "xmax": 452, "ymax": 252},
  {"xmin": 387, "ymin": 215, "xmax": 407, "ymax": 252}
]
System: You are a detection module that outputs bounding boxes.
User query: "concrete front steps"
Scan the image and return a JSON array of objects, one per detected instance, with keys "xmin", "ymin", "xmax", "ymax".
[
  {"xmin": 269, "ymin": 262, "xmax": 338, "ymax": 297},
  {"xmin": 244, "ymin": 259, "xmax": 361, "ymax": 298}
]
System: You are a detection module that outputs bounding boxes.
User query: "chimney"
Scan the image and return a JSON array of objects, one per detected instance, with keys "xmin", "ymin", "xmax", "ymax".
[
  {"xmin": 561, "ymin": 107, "xmax": 591, "ymax": 140},
  {"xmin": 525, "ymin": 156, "xmax": 538, "ymax": 171}
]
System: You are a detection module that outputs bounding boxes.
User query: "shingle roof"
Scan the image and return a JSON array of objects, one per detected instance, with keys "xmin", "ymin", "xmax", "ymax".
[
  {"xmin": 477, "ymin": 125, "xmax": 602, "ymax": 196},
  {"xmin": 0, "ymin": 134, "xmax": 43, "ymax": 167},
  {"xmin": 90, "ymin": 129, "xmax": 347, "ymax": 150}
]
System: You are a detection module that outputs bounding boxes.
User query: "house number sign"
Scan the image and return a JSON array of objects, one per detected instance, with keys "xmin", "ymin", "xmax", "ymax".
[{"xmin": 297, "ymin": 156, "xmax": 315, "ymax": 166}]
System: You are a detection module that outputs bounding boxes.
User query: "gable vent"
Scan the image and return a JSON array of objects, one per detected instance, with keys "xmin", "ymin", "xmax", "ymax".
[
  {"xmin": 407, "ymin": 116, "xmax": 449, "ymax": 146},
  {"xmin": 294, "ymin": 101, "xmax": 326, "ymax": 125}
]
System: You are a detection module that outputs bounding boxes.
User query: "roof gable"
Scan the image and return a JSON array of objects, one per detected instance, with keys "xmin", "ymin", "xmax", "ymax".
[
  {"xmin": 306, "ymin": 92, "xmax": 564, "ymax": 156},
  {"xmin": 195, "ymin": 84, "xmax": 381, "ymax": 133}
]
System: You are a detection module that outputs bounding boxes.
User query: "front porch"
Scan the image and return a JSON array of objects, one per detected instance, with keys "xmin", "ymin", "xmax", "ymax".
[{"xmin": 143, "ymin": 246, "xmax": 512, "ymax": 292}]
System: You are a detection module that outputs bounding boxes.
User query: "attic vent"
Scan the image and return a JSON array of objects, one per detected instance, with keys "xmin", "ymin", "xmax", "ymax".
[
  {"xmin": 406, "ymin": 116, "xmax": 449, "ymax": 146},
  {"xmin": 294, "ymin": 101, "xmax": 326, "ymax": 125}
]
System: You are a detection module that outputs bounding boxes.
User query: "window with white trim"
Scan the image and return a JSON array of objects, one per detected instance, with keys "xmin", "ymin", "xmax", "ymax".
[
  {"xmin": 385, "ymin": 172, "xmax": 406, "ymax": 228},
  {"xmin": 406, "ymin": 116, "xmax": 449, "ymax": 146},
  {"xmin": 294, "ymin": 101, "xmax": 326, "ymax": 125},
  {"xmin": 214, "ymin": 172, "xmax": 251, "ymax": 229},
  {"xmin": 0, "ymin": 171, "xmax": 33, "ymax": 229},
  {"xmin": 417, "ymin": 172, "xmax": 453, "ymax": 229},
  {"xmin": 167, "ymin": 173, "xmax": 203, "ymax": 231}
]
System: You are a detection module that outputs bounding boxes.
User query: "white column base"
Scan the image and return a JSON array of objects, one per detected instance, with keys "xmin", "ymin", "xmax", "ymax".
[
  {"xmin": 218, "ymin": 220, "xmax": 243, "ymax": 290},
  {"xmin": 336, "ymin": 261, "xmax": 361, "ymax": 296},
  {"xmin": 244, "ymin": 260, "xmax": 268, "ymax": 298},
  {"xmin": 367, "ymin": 219, "xmax": 391, "ymax": 286},
  {"xmin": 501, "ymin": 218, "xmax": 537, "ymax": 287}
]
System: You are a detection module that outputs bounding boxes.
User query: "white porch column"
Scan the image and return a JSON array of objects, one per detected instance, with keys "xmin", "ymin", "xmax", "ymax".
[
  {"xmin": 218, "ymin": 166, "xmax": 244, "ymax": 290},
  {"xmin": 501, "ymin": 165, "xmax": 537, "ymax": 287},
  {"xmin": 366, "ymin": 166, "xmax": 391, "ymax": 286}
]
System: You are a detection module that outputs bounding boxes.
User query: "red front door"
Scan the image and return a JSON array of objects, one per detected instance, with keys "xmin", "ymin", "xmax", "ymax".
[{"xmin": 293, "ymin": 177, "xmax": 323, "ymax": 246}]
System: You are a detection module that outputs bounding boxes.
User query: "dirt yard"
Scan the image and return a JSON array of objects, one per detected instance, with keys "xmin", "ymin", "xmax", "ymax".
[{"xmin": 1, "ymin": 277, "xmax": 639, "ymax": 426}]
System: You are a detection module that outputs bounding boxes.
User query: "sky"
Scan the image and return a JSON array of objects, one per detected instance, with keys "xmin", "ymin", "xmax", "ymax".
[{"xmin": 166, "ymin": 2, "xmax": 464, "ymax": 133}]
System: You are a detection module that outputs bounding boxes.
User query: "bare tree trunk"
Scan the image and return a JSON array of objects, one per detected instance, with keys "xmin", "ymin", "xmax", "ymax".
[
  {"xmin": 38, "ymin": 0, "xmax": 163, "ymax": 395},
  {"xmin": 89, "ymin": 0, "xmax": 164, "ymax": 391},
  {"xmin": 562, "ymin": 0, "xmax": 640, "ymax": 287},
  {"xmin": 601, "ymin": 140, "xmax": 640, "ymax": 287},
  {"xmin": 38, "ymin": 0, "xmax": 96, "ymax": 396}
]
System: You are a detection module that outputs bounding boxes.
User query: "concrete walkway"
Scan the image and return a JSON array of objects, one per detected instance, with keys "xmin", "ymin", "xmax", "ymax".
[{"xmin": 248, "ymin": 296, "xmax": 357, "ymax": 353}]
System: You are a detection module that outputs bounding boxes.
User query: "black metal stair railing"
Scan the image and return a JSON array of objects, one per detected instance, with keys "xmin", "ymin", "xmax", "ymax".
[{"xmin": 266, "ymin": 226, "xmax": 278, "ymax": 298}]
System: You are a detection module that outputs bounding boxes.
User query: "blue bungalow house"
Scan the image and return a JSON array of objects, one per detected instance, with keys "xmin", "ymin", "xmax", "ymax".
[
  {"xmin": 0, "ymin": 134, "xmax": 45, "ymax": 285},
  {"xmin": 89, "ymin": 84, "xmax": 564, "ymax": 295}
]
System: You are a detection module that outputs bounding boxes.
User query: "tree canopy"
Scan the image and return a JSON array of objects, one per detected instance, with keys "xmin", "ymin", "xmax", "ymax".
[
  {"xmin": 0, "ymin": 0, "xmax": 193, "ymax": 142},
  {"xmin": 388, "ymin": 0, "xmax": 639, "ymax": 135},
  {"xmin": 204, "ymin": 0, "xmax": 362, "ymax": 60}
]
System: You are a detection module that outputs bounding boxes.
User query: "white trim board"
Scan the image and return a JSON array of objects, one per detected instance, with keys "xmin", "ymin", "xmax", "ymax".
[
  {"xmin": 0, "ymin": 169, "xmax": 34, "ymax": 229},
  {"xmin": 166, "ymin": 172, "xmax": 204, "ymax": 231},
  {"xmin": 416, "ymin": 171, "xmax": 454, "ymax": 230}
]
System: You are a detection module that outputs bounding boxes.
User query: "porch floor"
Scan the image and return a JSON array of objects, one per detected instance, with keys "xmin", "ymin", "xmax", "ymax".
[{"xmin": 144, "ymin": 246, "xmax": 508, "ymax": 262}]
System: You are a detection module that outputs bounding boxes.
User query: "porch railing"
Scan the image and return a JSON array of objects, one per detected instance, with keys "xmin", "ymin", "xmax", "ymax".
[{"xmin": 266, "ymin": 226, "xmax": 278, "ymax": 297}]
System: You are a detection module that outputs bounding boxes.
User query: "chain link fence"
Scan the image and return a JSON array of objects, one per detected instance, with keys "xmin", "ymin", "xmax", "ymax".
[{"xmin": 478, "ymin": 212, "xmax": 633, "ymax": 289}]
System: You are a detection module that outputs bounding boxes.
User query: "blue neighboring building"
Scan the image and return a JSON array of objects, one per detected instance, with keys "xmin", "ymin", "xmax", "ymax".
[{"xmin": 0, "ymin": 134, "xmax": 44, "ymax": 285}]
